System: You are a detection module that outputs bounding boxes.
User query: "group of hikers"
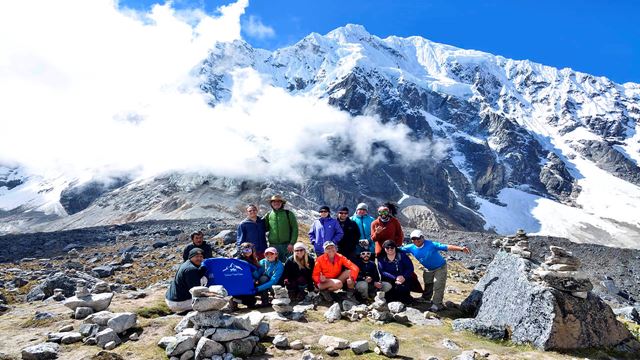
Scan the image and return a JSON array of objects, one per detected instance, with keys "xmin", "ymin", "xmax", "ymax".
[{"xmin": 165, "ymin": 195, "xmax": 470, "ymax": 314}]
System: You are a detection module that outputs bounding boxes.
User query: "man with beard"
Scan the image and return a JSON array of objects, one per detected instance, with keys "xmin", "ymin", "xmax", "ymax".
[{"xmin": 182, "ymin": 231, "xmax": 213, "ymax": 261}]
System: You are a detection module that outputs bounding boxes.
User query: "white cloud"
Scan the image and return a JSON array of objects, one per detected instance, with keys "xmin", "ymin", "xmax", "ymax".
[
  {"xmin": 242, "ymin": 15, "xmax": 275, "ymax": 39},
  {"xmin": 0, "ymin": 0, "xmax": 443, "ymax": 186}
]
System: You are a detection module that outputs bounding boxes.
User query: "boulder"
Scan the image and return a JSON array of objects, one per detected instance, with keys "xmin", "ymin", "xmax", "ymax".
[
  {"xmin": 63, "ymin": 292, "xmax": 113, "ymax": 312},
  {"xmin": 370, "ymin": 330, "xmax": 399, "ymax": 357},
  {"xmin": 214, "ymin": 230, "xmax": 236, "ymax": 245},
  {"xmin": 272, "ymin": 334, "xmax": 289, "ymax": 348},
  {"xmin": 207, "ymin": 328, "xmax": 251, "ymax": 342},
  {"xmin": 92, "ymin": 266, "xmax": 115, "ymax": 278},
  {"xmin": 74, "ymin": 306, "xmax": 94, "ymax": 319},
  {"xmin": 107, "ymin": 312, "xmax": 137, "ymax": 334},
  {"xmin": 225, "ymin": 337, "xmax": 257, "ymax": 357},
  {"xmin": 96, "ymin": 328, "xmax": 121, "ymax": 349},
  {"xmin": 21, "ymin": 342, "xmax": 59, "ymax": 360},
  {"xmin": 457, "ymin": 251, "xmax": 636, "ymax": 350},
  {"xmin": 194, "ymin": 338, "xmax": 225, "ymax": 359}
]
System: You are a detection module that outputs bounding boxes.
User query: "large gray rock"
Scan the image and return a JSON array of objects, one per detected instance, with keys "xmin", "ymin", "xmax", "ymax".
[
  {"xmin": 21, "ymin": 342, "xmax": 59, "ymax": 360},
  {"xmin": 79, "ymin": 323, "xmax": 100, "ymax": 337},
  {"xmin": 107, "ymin": 312, "xmax": 137, "ymax": 333},
  {"xmin": 26, "ymin": 272, "xmax": 99, "ymax": 302},
  {"xmin": 191, "ymin": 296, "xmax": 228, "ymax": 312},
  {"xmin": 318, "ymin": 335, "xmax": 349, "ymax": 349},
  {"xmin": 92, "ymin": 266, "xmax": 115, "ymax": 278},
  {"xmin": 74, "ymin": 306, "xmax": 93, "ymax": 319},
  {"xmin": 207, "ymin": 328, "xmax": 251, "ymax": 342},
  {"xmin": 63, "ymin": 292, "xmax": 113, "ymax": 312},
  {"xmin": 225, "ymin": 337, "xmax": 257, "ymax": 357},
  {"xmin": 61, "ymin": 332, "xmax": 83, "ymax": 344},
  {"xmin": 194, "ymin": 337, "xmax": 225, "ymax": 359},
  {"xmin": 370, "ymin": 330, "xmax": 399, "ymax": 357},
  {"xmin": 190, "ymin": 311, "xmax": 234, "ymax": 328},
  {"xmin": 166, "ymin": 334, "xmax": 196, "ymax": 357},
  {"xmin": 456, "ymin": 251, "xmax": 636, "ymax": 350},
  {"xmin": 96, "ymin": 328, "xmax": 121, "ymax": 348},
  {"xmin": 85, "ymin": 310, "xmax": 115, "ymax": 326}
]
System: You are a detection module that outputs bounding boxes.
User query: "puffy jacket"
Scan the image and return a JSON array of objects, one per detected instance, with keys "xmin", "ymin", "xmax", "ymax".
[
  {"xmin": 351, "ymin": 214, "xmax": 375, "ymax": 253},
  {"xmin": 309, "ymin": 217, "xmax": 344, "ymax": 255},
  {"xmin": 236, "ymin": 217, "xmax": 268, "ymax": 253},
  {"xmin": 312, "ymin": 253, "xmax": 359, "ymax": 285},
  {"xmin": 256, "ymin": 258, "xmax": 284, "ymax": 292},
  {"xmin": 378, "ymin": 251, "xmax": 414, "ymax": 282},
  {"xmin": 264, "ymin": 209, "xmax": 298, "ymax": 246},
  {"xmin": 283, "ymin": 254, "xmax": 316, "ymax": 289},
  {"xmin": 337, "ymin": 217, "xmax": 360, "ymax": 258},
  {"xmin": 370, "ymin": 217, "xmax": 404, "ymax": 255}
]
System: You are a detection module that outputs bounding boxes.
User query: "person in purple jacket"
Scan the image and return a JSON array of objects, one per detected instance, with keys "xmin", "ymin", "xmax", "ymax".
[
  {"xmin": 309, "ymin": 205, "xmax": 344, "ymax": 255},
  {"xmin": 377, "ymin": 240, "xmax": 414, "ymax": 303}
]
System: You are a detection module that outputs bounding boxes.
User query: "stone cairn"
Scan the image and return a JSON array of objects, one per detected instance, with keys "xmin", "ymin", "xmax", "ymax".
[
  {"xmin": 271, "ymin": 285, "xmax": 293, "ymax": 314},
  {"xmin": 493, "ymin": 229, "xmax": 531, "ymax": 258},
  {"xmin": 62, "ymin": 280, "xmax": 114, "ymax": 320},
  {"xmin": 533, "ymin": 245, "xmax": 593, "ymax": 299},
  {"xmin": 158, "ymin": 285, "xmax": 271, "ymax": 360}
]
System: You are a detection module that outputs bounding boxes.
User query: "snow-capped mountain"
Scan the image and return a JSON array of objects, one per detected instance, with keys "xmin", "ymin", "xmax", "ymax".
[{"xmin": 1, "ymin": 25, "xmax": 639, "ymax": 248}]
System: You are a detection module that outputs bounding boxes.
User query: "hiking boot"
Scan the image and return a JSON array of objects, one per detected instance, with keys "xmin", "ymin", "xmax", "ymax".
[
  {"xmin": 260, "ymin": 292, "xmax": 270, "ymax": 307},
  {"xmin": 319, "ymin": 290, "xmax": 333, "ymax": 302},
  {"xmin": 345, "ymin": 289, "xmax": 356, "ymax": 302},
  {"xmin": 429, "ymin": 303, "xmax": 445, "ymax": 312}
]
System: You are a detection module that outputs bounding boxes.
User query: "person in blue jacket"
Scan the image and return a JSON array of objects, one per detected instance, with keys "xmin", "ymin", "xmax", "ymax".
[
  {"xmin": 309, "ymin": 205, "xmax": 344, "ymax": 255},
  {"xmin": 236, "ymin": 204, "xmax": 268, "ymax": 260},
  {"xmin": 377, "ymin": 240, "xmax": 414, "ymax": 303},
  {"xmin": 230, "ymin": 242, "xmax": 265, "ymax": 309},
  {"xmin": 401, "ymin": 230, "xmax": 470, "ymax": 311},
  {"xmin": 255, "ymin": 247, "xmax": 284, "ymax": 306},
  {"xmin": 351, "ymin": 202, "xmax": 376, "ymax": 256}
]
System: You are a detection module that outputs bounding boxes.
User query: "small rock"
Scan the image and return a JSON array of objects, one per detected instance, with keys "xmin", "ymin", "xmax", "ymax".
[
  {"xmin": 92, "ymin": 266, "xmax": 115, "ymax": 278},
  {"xmin": 208, "ymin": 328, "xmax": 251, "ymax": 342},
  {"xmin": 301, "ymin": 350, "xmax": 323, "ymax": 360},
  {"xmin": 387, "ymin": 302, "xmax": 405, "ymax": 314},
  {"xmin": 324, "ymin": 303, "xmax": 342, "ymax": 323},
  {"xmin": 272, "ymin": 334, "xmax": 289, "ymax": 348},
  {"xmin": 349, "ymin": 340, "xmax": 369, "ymax": 354},
  {"xmin": 441, "ymin": 338, "xmax": 460, "ymax": 350},
  {"xmin": 107, "ymin": 312, "xmax": 137, "ymax": 334},
  {"xmin": 158, "ymin": 336, "xmax": 176, "ymax": 349},
  {"xmin": 96, "ymin": 328, "xmax": 121, "ymax": 349},
  {"xmin": 104, "ymin": 341, "xmax": 118, "ymax": 350},
  {"xmin": 166, "ymin": 335, "xmax": 196, "ymax": 357},
  {"xmin": 129, "ymin": 333, "xmax": 139, "ymax": 341},
  {"xmin": 290, "ymin": 340, "xmax": 305, "ymax": 350},
  {"xmin": 75, "ymin": 306, "xmax": 94, "ymax": 319},
  {"xmin": 318, "ymin": 335, "xmax": 349, "ymax": 349},
  {"xmin": 58, "ymin": 324, "xmax": 74, "ymax": 332},
  {"xmin": 80, "ymin": 323, "xmax": 100, "ymax": 337},
  {"xmin": 195, "ymin": 337, "xmax": 225, "ymax": 359},
  {"xmin": 252, "ymin": 321, "xmax": 270, "ymax": 339},
  {"xmin": 370, "ymin": 330, "xmax": 399, "ymax": 357},
  {"xmin": 61, "ymin": 332, "xmax": 83, "ymax": 344},
  {"xmin": 179, "ymin": 350, "xmax": 194, "ymax": 360},
  {"xmin": 324, "ymin": 346, "xmax": 337, "ymax": 356}
]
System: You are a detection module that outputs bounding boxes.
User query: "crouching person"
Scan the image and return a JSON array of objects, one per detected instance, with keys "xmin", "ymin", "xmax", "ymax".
[
  {"xmin": 165, "ymin": 248, "xmax": 207, "ymax": 313},
  {"xmin": 378, "ymin": 240, "xmax": 414, "ymax": 303},
  {"xmin": 312, "ymin": 241, "xmax": 359, "ymax": 302},
  {"xmin": 232, "ymin": 242, "xmax": 265, "ymax": 309},
  {"xmin": 283, "ymin": 242, "xmax": 315, "ymax": 302},
  {"xmin": 354, "ymin": 249, "xmax": 391, "ymax": 302},
  {"xmin": 255, "ymin": 247, "xmax": 284, "ymax": 306}
]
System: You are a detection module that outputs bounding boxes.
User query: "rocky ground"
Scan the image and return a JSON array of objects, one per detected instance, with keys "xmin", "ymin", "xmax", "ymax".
[{"xmin": 0, "ymin": 219, "xmax": 639, "ymax": 359}]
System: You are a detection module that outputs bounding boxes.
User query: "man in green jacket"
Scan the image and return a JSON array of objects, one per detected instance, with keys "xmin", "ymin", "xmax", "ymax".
[{"xmin": 263, "ymin": 195, "xmax": 298, "ymax": 262}]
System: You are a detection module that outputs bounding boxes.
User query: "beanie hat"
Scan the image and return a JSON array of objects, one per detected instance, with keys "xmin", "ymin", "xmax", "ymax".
[
  {"xmin": 318, "ymin": 205, "xmax": 330, "ymax": 213},
  {"xmin": 356, "ymin": 203, "xmax": 368, "ymax": 211},
  {"xmin": 338, "ymin": 206, "xmax": 349, "ymax": 213},
  {"xmin": 188, "ymin": 248, "xmax": 204, "ymax": 259},
  {"xmin": 293, "ymin": 242, "xmax": 307, "ymax": 251}
]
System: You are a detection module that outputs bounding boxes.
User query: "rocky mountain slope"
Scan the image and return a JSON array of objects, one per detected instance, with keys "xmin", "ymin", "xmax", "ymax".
[{"xmin": 1, "ymin": 25, "xmax": 639, "ymax": 248}]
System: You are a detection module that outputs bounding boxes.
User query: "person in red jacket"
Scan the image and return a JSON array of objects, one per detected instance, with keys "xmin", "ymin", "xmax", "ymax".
[
  {"xmin": 370, "ymin": 205, "xmax": 404, "ymax": 257},
  {"xmin": 312, "ymin": 241, "xmax": 359, "ymax": 302}
]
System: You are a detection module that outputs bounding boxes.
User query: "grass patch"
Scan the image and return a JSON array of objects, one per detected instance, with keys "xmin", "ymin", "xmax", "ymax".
[
  {"xmin": 20, "ymin": 315, "xmax": 61, "ymax": 328},
  {"xmin": 135, "ymin": 301, "xmax": 172, "ymax": 319}
]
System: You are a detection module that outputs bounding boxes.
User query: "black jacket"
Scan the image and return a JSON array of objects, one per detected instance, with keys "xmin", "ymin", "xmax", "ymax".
[
  {"xmin": 166, "ymin": 260, "xmax": 207, "ymax": 302},
  {"xmin": 337, "ymin": 217, "xmax": 360, "ymax": 258},
  {"xmin": 354, "ymin": 258, "xmax": 380, "ymax": 282},
  {"xmin": 283, "ymin": 254, "xmax": 316, "ymax": 289},
  {"xmin": 182, "ymin": 241, "xmax": 214, "ymax": 261}
]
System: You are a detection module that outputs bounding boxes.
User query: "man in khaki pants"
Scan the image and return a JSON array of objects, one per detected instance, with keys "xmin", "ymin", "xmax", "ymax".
[{"xmin": 401, "ymin": 230, "xmax": 470, "ymax": 311}]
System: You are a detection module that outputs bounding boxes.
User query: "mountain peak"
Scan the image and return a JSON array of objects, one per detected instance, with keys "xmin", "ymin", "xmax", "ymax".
[{"xmin": 326, "ymin": 24, "xmax": 373, "ymax": 42}]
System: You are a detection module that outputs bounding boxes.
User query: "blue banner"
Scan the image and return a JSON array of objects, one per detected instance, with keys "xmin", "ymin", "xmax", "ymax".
[{"xmin": 203, "ymin": 258, "xmax": 256, "ymax": 296}]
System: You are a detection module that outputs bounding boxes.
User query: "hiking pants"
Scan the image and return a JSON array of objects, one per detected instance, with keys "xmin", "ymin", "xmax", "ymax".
[{"xmin": 422, "ymin": 263, "xmax": 447, "ymax": 306}]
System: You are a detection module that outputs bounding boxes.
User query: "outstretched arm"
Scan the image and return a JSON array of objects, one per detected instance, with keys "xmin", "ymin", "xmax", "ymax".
[{"xmin": 447, "ymin": 245, "xmax": 470, "ymax": 254}]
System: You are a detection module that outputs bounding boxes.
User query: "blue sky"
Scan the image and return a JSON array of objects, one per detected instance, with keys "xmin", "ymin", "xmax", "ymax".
[{"xmin": 121, "ymin": 0, "xmax": 640, "ymax": 84}]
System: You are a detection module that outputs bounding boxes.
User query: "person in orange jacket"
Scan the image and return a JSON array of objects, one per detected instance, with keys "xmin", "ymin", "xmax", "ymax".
[
  {"xmin": 370, "ymin": 205, "xmax": 404, "ymax": 257},
  {"xmin": 312, "ymin": 241, "xmax": 359, "ymax": 302}
]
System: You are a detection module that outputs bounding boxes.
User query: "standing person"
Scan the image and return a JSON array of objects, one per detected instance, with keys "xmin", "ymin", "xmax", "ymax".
[
  {"xmin": 351, "ymin": 203, "xmax": 376, "ymax": 255},
  {"xmin": 264, "ymin": 195, "xmax": 298, "ymax": 262},
  {"xmin": 182, "ymin": 231, "xmax": 213, "ymax": 261},
  {"xmin": 354, "ymin": 249, "xmax": 391, "ymax": 301},
  {"xmin": 336, "ymin": 206, "xmax": 360, "ymax": 260},
  {"xmin": 370, "ymin": 205, "xmax": 404, "ymax": 257},
  {"xmin": 283, "ymin": 242, "xmax": 316, "ymax": 302},
  {"xmin": 401, "ymin": 230, "xmax": 470, "ymax": 311},
  {"xmin": 309, "ymin": 206, "xmax": 344, "ymax": 256},
  {"xmin": 166, "ymin": 248, "xmax": 207, "ymax": 313},
  {"xmin": 377, "ymin": 240, "xmax": 414, "ymax": 303},
  {"xmin": 312, "ymin": 241, "xmax": 360, "ymax": 302},
  {"xmin": 236, "ymin": 204, "xmax": 268, "ymax": 260}
]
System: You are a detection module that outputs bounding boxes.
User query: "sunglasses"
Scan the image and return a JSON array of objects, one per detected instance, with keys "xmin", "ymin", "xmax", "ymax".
[
  {"xmin": 338, "ymin": 212, "xmax": 348, "ymax": 215},
  {"xmin": 411, "ymin": 237, "xmax": 423, "ymax": 241},
  {"xmin": 241, "ymin": 248, "xmax": 253, "ymax": 253},
  {"xmin": 384, "ymin": 246, "xmax": 396, "ymax": 250},
  {"xmin": 360, "ymin": 252, "xmax": 371, "ymax": 256},
  {"xmin": 294, "ymin": 249, "xmax": 305, "ymax": 252},
  {"xmin": 378, "ymin": 210, "xmax": 389, "ymax": 215},
  {"xmin": 319, "ymin": 210, "xmax": 329, "ymax": 213}
]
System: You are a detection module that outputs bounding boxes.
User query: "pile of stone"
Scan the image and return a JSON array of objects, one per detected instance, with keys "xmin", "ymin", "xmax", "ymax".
[
  {"xmin": 324, "ymin": 291, "xmax": 442, "ymax": 327},
  {"xmin": 509, "ymin": 238, "xmax": 531, "ymax": 259},
  {"xmin": 62, "ymin": 280, "xmax": 114, "ymax": 319},
  {"xmin": 533, "ymin": 246, "xmax": 592, "ymax": 298},
  {"xmin": 26, "ymin": 270, "xmax": 102, "ymax": 302},
  {"xmin": 491, "ymin": 228, "xmax": 528, "ymax": 253},
  {"xmin": 158, "ymin": 285, "xmax": 270, "ymax": 359},
  {"xmin": 454, "ymin": 251, "xmax": 640, "ymax": 351},
  {"xmin": 271, "ymin": 285, "xmax": 293, "ymax": 314}
]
